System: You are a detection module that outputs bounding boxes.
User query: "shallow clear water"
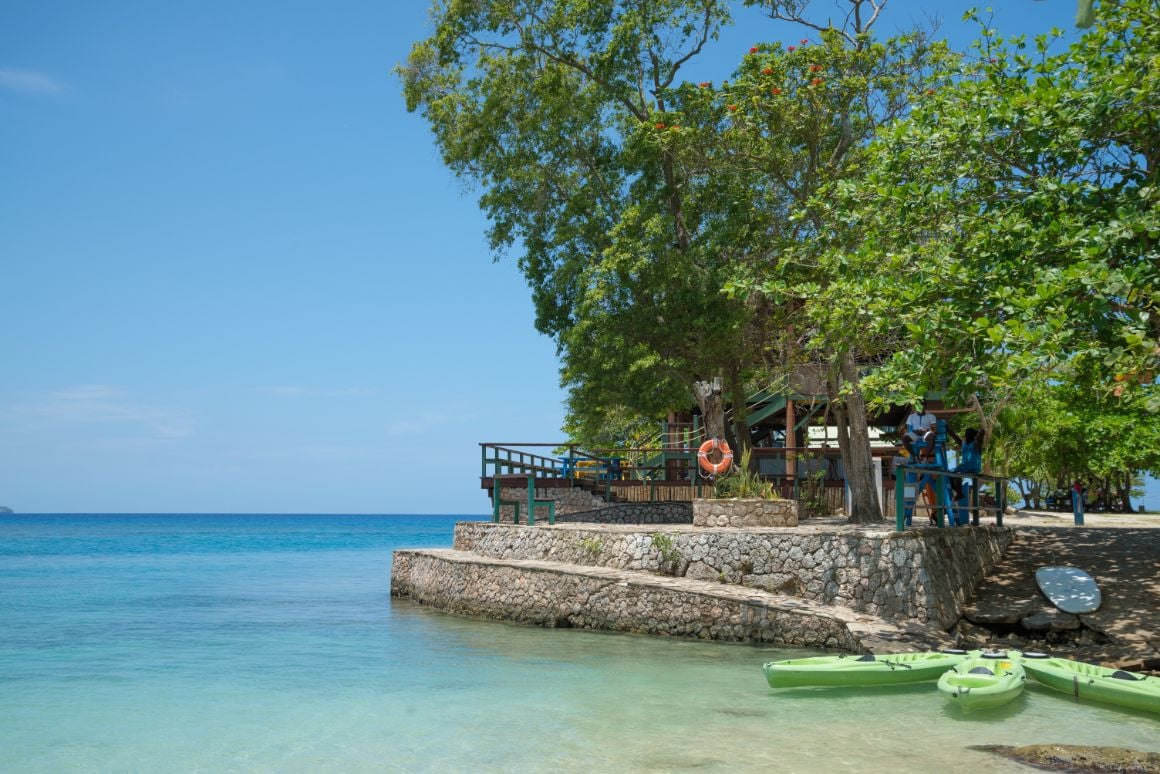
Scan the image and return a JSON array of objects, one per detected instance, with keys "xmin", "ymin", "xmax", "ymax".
[{"xmin": 1, "ymin": 514, "xmax": 1155, "ymax": 772}]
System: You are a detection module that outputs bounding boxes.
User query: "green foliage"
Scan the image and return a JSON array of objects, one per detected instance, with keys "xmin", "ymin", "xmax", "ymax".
[
  {"xmin": 400, "ymin": 0, "xmax": 763, "ymax": 440},
  {"xmin": 650, "ymin": 531, "xmax": 683, "ymax": 575},
  {"xmin": 995, "ymin": 370, "xmax": 1159, "ymax": 508},
  {"xmin": 795, "ymin": 460, "xmax": 830, "ymax": 518},
  {"xmin": 713, "ymin": 447, "xmax": 777, "ymax": 499},
  {"xmin": 805, "ymin": 1, "xmax": 1158, "ymax": 421},
  {"xmin": 742, "ymin": 0, "xmax": 1158, "ymax": 498},
  {"xmin": 402, "ymin": 0, "xmax": 1157, "ymax": 510},
  {"xmin": 578, "ymin": 535, "xmax": 605, "ymax": 559}
]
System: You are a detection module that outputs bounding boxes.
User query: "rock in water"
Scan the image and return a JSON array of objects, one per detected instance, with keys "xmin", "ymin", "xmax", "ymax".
[{"xmin": 970, "ymin": 744, "xmax": 1160, "ymax": 773}]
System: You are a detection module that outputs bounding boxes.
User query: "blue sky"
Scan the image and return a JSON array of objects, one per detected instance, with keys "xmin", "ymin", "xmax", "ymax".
[{"xmin": 2, "ymin": 0, "xmax": 1154, "ymax": 514}]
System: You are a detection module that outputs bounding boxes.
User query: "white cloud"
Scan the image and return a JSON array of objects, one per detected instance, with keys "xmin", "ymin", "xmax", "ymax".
[
  {"xmin": 52, "ymin": 385, "xmax": 123, "ymax": 401},
  {"xmin": 0, "ymin": 67, "xmax": 64, "ymax": 95},
  {"xmin": 1, "ymin": 385, "xmax": 194, "ymax": 439},
  {"xmin": 262, "ymin": 386, "xmax": 378, "ymax": 398},
  {"xmin": 267, "ymin": 386, "xmax": 309, "ymax": 397},
  {"xmin": 385, "ymin": 409, "xmax": 475, "ymax": 436}
]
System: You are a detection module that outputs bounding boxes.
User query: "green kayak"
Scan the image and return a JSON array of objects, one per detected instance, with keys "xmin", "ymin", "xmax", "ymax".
[
  {"xmin": 763, "ymin": 651, "xmax": 966, "ymax": 688},
  {"xmin": 1021, "ymin": 656, "xmax": 1160, "ymax": 714},
  {"xmin": 937, "ymin": 652, "xmax": 1026, "ymax": 713}
]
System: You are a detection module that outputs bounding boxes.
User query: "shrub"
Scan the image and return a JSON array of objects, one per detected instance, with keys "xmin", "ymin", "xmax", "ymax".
[{"xmin": 713, "ymin": 447, "xmax": 778, "ymax": 500}]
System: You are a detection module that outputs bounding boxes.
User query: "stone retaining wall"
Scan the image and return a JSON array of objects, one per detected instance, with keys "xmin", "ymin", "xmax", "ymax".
[
  {"xmin": 555, "ymin": 502, "xmax": 692, "ymax": 524},
  {"xmin": 693, "ymin": 498, "xmax": 800, "ymax": 527},
  {"xmin": 494, "ymin": 488, "xmax": 692, "ymax": 524},
  {"xmin": 453, "ymin": 522, "xmax": 1013, "ymax": 628},
  {"xmin": 391, "ymin": 550, "xmax": 863, "ymax": 648}
]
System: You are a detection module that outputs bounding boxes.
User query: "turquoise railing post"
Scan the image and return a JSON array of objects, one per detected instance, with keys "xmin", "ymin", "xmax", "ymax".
[
  {"xmin": 935, "ymin": 472, "xmax": 949, "ymax": 528},
  {"xmin": 492, "ymin": 475, "xmax": 500, "ymax": 523},
  {"xmin": 493, "ymin": 476, "xmax": 519, "ymax": 523},
  {"xmin": 970, "ymin": 478, "xmax": 979, "ymax": 526},
  {"xmin": 895, "ymin": 470, "xmax": 905, "ymax": 531}
]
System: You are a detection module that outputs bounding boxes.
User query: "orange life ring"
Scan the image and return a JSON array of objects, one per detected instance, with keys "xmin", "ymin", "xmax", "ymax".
[{"xmin": 697, "ymin": 438, "xmax": 733, "ymax": 475}]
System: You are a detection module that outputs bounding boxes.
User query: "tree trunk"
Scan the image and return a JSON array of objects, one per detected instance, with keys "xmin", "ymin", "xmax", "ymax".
[
  {"xmin": 1016, "ymin": 478, "xmax": 1031, "ymax": 508},
  {"xmin": 728, "ymin": 363, "xmax": 751, "ymax": 465},
  {"xmin": 836, "ymin": 351, "xmax": 882, "ymax": 523},
  {"xmin": 1116, "ymin": 472, "xmax": 1133, "ymax": 513},
  {"xmin": 694, "ymin": 378, "xmax": 726, "ymax": 441}
]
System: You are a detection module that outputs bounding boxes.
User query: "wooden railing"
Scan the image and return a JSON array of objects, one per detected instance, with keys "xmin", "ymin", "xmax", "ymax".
[
  {"xmin": 481, "ymin": 439, "xmax": 1009, "ymax": 528},
  {"xmin": 481, "ymin": 442, "xmax": 908, "ymax": 506},
  {"xmin": 894, "ymin": 466, "xmax": 1009, "ymax": 529}
]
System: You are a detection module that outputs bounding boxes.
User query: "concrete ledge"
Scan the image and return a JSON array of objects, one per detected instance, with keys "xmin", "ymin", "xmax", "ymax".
[
  {"xmin": 391, "ymin": 549, "xmax": 951, "ymax": 651},
  {"xmin": 452, "ymin": 522, "xmax": 1014, "ymax": 628}
]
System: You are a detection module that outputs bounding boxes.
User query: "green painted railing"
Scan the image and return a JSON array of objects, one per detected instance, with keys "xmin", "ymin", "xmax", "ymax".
[{"xmin": 894, "ymin": 467, "xmax": 1008, "ymax": 530}]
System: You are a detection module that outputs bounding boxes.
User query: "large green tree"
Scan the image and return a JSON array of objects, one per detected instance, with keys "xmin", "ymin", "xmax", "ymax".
[
  {"xmin": 673, "ymin": 2, "xmax": 948, "ymax": 521},
  {"xmin": 401, "ymin": 0, "xmax": 776, "ymax": 454},
  {"xmin": 776, "ymin": 0, "xmax": 1158, "ymax": 479}
]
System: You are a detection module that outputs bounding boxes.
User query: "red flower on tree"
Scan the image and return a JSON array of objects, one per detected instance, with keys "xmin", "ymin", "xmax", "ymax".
[
  {"xmin": 727, "ymin": 104, "xmax": 738, "ymax": 112},
  {"xmin": 655, "ymin": 122, "xmax": 666, "ymax": 129},
  {"xmin": 749, "ymin": 47, "xmax": 759, "ymax": 54},
  {"xmin": 771, "ymin": 87, "xmax": 782, "ymax": 95},
  {"xmin": 787, "ymin": 45, "xmax": 796, "ymax": 52},
  {"xmin": 809, "ymin": 64, "xmax": 823, "ymax": 72},
  {"xmin": 762, "ymin": 67, "xmax": 773, "ymax": 75},
  {"xmin": 699, "ymin": 81, "xmax": 711, "ymax": 88},
  {"xmin": 810, "ymin": 77, "xmax": 824, "ymax": 86},
  {"xmin": 800, "ymin": 39, "xmax": 809, "ymax": 45}
]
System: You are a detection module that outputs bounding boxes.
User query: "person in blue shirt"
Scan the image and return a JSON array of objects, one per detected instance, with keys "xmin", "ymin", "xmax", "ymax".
[{"xmin": 948, "ymin": 427, "xmax": 983, "ymax": 502}]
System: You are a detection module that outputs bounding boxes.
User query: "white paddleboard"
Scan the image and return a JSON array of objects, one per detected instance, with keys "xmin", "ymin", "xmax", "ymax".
[{"xmin": 1035, "ymin": 566, "xmax": 1101, "ymax": 614}]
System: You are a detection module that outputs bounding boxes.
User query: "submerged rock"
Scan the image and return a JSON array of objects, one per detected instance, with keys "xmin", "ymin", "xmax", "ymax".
[{"xmin": 970, "ymin": 744, "xmax": 1160, "ymax": 773}]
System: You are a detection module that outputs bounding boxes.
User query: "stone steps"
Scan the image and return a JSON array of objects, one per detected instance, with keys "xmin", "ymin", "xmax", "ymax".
[{"xmin": 391, "ymin": 548, "xmax": 953, "ymax": 653}]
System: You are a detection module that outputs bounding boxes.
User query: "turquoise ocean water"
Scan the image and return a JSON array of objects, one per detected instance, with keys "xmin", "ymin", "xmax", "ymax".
[{"xmin": 1, "ymin": 514, "xmax": 1156, "ymax": 773}]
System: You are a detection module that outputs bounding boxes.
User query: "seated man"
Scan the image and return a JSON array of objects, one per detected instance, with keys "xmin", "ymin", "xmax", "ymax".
[{"xmin": 899, "ymin": 402, "xmax": 936, "ymax": 454}]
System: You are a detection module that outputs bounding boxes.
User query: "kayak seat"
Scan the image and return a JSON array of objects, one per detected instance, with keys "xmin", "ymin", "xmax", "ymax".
[
  {"xmin": 856, "ymin": 655, "xmax": 876, "ymax": 662},
  {"xmin": 1111, "ymin": 670, "xmax": 1142, "ymax": 681},
  {"xmin": 968, "ymin": 667, "xmax": 994, "ymax": 675}
]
